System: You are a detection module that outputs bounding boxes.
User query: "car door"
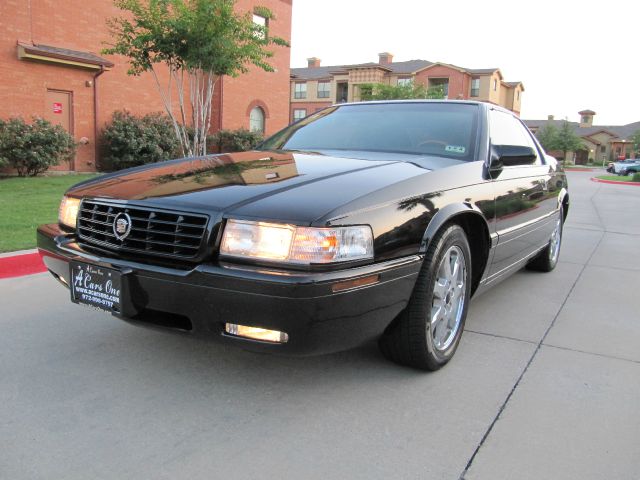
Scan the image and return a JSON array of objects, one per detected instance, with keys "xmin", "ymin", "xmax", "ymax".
[{"xmin": 487, "ymin": 108, "xmax": 558, "ymax": 278}]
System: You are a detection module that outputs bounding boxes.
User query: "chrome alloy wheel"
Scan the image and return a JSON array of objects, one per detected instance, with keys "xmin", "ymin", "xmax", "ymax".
[
  {"xmin": 549, "ymin": 213, "xmax": 562, "ymax": 264},
  {"xmin": 430, "ymin": 245, "xmax": 466, "ymax": 351}
]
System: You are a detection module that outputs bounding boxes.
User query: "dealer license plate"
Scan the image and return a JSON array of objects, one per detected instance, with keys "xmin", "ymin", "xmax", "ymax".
[{"xmin": 70, "ymin": 262, "xmax": 122, "ymax": 313}]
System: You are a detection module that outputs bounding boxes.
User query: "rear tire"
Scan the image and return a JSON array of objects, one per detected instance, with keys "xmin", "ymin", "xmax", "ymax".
[
  {"xmin": 527, "ymin": 205, "xmax": 563, "ymax": 272},
  {"xmin": 379, "ymin": 224, "xmax": 471, "ymax": 371}
]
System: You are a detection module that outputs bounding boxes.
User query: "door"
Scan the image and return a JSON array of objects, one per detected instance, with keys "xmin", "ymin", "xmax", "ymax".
[
  {"xmin": 336, "ymin": 83, "xmax": 348, "ymax": 103},
  {"xmin": 575, "ymin": 150, "xmax": 588, "ymax": 165},
  {"xmin": 45, "ymin": 90, "xmax": 74, "ymax": 169},
  {"xmin": 488, "ymin": 108, "xmax": 558, "ymax": 277}
]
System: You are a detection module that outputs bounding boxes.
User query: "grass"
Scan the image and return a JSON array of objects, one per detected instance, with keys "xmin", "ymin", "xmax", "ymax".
[
  {"xmin": 564, "ymin": 164, "xmax": 605, "ymax": 169},
  {"xmin": 0, "ymin": 174, "xmax": 98, "ymax": 252},
  {"xmin": 595, "ymin": 175, "xmax": 640, "ymax": 182}
]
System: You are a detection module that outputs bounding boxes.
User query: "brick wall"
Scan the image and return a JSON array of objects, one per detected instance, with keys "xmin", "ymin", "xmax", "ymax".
[
  {"xmin": 219, "ymin": 0, "xmax": 291, "ymax": 137},
  {"xmin": 0, "ymin": 0, "xmax": 291, "ymax": 172},
  {"xmin": 414, "ymin": 65, "xmax": 470, "ymax": 100}
]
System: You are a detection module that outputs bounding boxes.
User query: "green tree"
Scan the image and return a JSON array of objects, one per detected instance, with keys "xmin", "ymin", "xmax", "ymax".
[
  {"xmin": 535, "ymin": 123, "xmax": 559, "ymax": 152},
  {"xmin": 359, "ymin": 82, "xmax": 445, "ymax": 101},
  {"xmin": 103, "ymin": 0, "xmax": 288, "ymax": 158},
  {"xmin": 555, "ymin": 120, "xmax": 584, "ymax": 162},
  {"xmin": 425, "ymin": 85, "xmax": 446, "ymax": 99},
  {"xmin": 630, "ymin": 129, "xmax": 640, "ymax": 156}
]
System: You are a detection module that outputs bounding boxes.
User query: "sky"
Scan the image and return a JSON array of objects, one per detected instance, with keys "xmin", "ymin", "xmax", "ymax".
[{"xmin": 290, "ymin": 0, "xmax": 639, "ymax": 126}]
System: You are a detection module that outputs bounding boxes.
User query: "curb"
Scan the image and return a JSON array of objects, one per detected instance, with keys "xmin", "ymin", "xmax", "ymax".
[
  {"xmin": 0, "ymin": 248, "xmax": 38, "ymax": 258},
  {"xmin": 590, "ymin": 177, "xmax": 640, "ymax": 187},
  {"xmin": 0, "ymin": 250, "xmax": 47, "ymax": 279}
]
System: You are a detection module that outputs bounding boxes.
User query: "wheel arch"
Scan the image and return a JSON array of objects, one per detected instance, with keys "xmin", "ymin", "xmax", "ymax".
[
  {"xmin": 558, "ymin": 188, "xmax": 569, "ymax": 223},
  {"xmin": 420, "ymin": 204, "xmax": 492, "ymax": 296}
]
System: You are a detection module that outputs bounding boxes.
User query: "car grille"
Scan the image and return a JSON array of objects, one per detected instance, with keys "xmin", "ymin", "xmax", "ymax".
[{"xmin": 77, "ymin": 200, "xmax": 209, "ymax": 259}]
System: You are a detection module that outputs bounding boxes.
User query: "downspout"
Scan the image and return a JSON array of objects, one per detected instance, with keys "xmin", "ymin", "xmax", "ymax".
[
  {"xmin": 93, "ymin": 66, "xmax": 106, "ymax": 171},
  {"xmin": 28, "ymin": 0, "xmax": 34, "ymax": 43}
]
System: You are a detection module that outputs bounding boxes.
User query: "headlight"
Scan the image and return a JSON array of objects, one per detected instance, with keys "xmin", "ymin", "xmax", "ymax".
[
  {"xmin": 220, "ymin": 220, "xmax": 373, "ymax": 265},
  {"xmin": 59, "ymin": 196, "xmax": 81, "ymax": 229}
]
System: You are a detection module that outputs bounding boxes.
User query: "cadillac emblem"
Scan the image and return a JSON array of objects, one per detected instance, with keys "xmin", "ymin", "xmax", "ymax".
[{"xmin": 113, "ymin": 212, "xmax": 132, "ymax": 241}]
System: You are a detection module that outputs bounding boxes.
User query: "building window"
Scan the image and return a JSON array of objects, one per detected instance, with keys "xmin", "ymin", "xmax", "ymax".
[
  {"xmin": 253, "ymin": 13, "xmax": 267, "ymax": 39},
  {"xmin": 249, "ymin": 106, "xmax": 265, "ymax": 134},
  {"xmin": 516, "ymin": 90, "xmax": 520, "ymax": 100},
  {"xmin": 600, "ymin": 145, "xmax": 606, "ymax": 153},
  {"xmin": 397, "ymin": 78, "xmax": 412, "ymax": 87},
  {"xmin": 293, "ymin": 109, "xmax": 306, "ymax": 122},
  {"xmin": 470, "ymin": 77, "xmax": 480, "ymax": 97},
  {"xmin": 428, "ymin": 78, "xmax": 449, "ymax": 97},
  {"xmin": 581, "ymin": 115, "xmax": 590, "ymax": 124},
  {"xmin": 294, "ymin": 82, "xmax": 307, "ymax": 99},
  {"xmin": 493, "ymin": 79, "xmax": 497, "ymax": 91},
  {"xmin": 317, "ymin": 82, "xmax": 330, "ymax": 98}
]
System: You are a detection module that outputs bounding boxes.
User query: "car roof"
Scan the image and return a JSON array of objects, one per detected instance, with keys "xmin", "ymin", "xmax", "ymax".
[
  {"xmin": 336, "ymin": 99, "xmax": 484, "ymax": 107},
  {"xmin": 331, "ymin": 99, "xmax": 514, "ymax": 115}
]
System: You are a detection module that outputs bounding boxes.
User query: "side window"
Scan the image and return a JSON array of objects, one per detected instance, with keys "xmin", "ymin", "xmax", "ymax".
[{"xmin": 489, "ymin": 109, "xmax": 540, "ymax": 165}]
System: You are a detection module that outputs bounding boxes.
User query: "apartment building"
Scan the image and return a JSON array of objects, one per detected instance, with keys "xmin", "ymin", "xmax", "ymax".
[
  {"xmin": 290, "ymin": 53, "xmax": 524, "ymax": 122},
  {"xmin": 0, "ymin": 0, "xmax": 292, "ymax": 172}
]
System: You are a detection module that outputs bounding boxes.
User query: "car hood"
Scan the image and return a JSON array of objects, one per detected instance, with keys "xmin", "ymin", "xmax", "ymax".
[{"xmin": 67, "ymin": 150, "xmax": 451, "ymax": 224}]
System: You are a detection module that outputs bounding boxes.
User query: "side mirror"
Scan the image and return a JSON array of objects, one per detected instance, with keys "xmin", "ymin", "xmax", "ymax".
[{"xmin": 489, "ymin": 145, "xmax": 537, "ymax": 175}]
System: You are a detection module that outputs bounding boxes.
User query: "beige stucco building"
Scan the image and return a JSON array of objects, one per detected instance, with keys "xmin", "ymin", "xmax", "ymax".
[{"xmin": 526, "ymin": 110, "xmax": 640, "ymax": 164}]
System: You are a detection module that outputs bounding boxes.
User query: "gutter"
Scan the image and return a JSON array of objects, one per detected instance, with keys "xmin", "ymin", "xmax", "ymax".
[{"xmin": 93, "ymin": 66, "xmax": 106, "ymax": 171}]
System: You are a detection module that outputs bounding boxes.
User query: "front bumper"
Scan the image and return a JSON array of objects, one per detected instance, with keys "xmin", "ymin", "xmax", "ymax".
[{"xmin": 37, "ymin": 224, "xmax": 422, "ymax": 355}]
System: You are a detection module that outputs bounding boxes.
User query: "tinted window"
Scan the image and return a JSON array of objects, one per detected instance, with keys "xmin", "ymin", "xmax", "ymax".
[
  {"xmin": 261, "ymin": 103, "xmax": 479, "ymax": 161},
  {"xmin": 490, "ymin": 109, "xmax": 540, "ymax": 164}
]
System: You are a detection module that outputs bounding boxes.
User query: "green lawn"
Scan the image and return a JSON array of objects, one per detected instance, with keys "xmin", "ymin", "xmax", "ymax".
[
  {"xmin": 0, "ymin": 174, "xmax": 98, "ymax": 252},
  {"xmin": 596, "ymin": 175, "xmax": 640, "ymax": 182}
]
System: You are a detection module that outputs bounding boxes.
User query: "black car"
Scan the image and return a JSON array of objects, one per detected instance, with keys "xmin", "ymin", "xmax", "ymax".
[{"xmin": 38, "ymin": 101, "xmax": 568, "ymax": 370}]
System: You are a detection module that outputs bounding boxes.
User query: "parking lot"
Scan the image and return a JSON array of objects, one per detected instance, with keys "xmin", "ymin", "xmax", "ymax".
[{"xmin": 1, "ymin": 170, "xmax": 639, "ymax": 479}]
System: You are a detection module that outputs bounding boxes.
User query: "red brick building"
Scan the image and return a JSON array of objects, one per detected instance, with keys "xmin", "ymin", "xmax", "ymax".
[
  {"xmin": 0, "ymin": 0, "xmax": 292, "ymax": 172},
  {"xmin": 290, "ymin": 53, "xmax": 524, "ymax": 123}
]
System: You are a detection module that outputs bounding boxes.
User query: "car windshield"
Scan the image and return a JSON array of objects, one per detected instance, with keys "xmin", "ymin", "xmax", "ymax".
[{"xmin": 260, "ymin": 102, "xmax": 479, "ymax": 161}]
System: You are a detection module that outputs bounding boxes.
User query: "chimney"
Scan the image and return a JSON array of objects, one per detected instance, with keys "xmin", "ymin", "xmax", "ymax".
[
  {"xmin": 547, "ymin": 114, "xmax": 554, "ymax": 121},
  {"xmin": 307, "ymin": 57, "xmax": 321, "ymax": 68},
  {"xmin": 378, "ymin": 52, "xmax": 393, "ymax": 65}
]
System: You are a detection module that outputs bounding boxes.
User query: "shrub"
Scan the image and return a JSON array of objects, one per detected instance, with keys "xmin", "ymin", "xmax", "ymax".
[
  {"xmin": 100, "ymin": 111, "xmax": 181, "ymax": 171},
  {"xmin": 208, "ymin": 128, "xmax": 263, "ymax": 154},
  {"xmin": 632, "ymin": 172, "xmax": 640, "ymax": 182},
  {"xmin": 0, "ymin": 117, "xmax": 76, "ymax": 176}
]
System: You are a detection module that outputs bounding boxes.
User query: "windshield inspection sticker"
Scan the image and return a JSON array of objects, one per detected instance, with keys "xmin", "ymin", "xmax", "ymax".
[{"xmin": 445, "ymin": 145, "xmax": 466, "ymax": 154}]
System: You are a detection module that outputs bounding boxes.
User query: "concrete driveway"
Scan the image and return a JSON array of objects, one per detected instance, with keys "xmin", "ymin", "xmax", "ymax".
[{"xmin": 1, "ymin": 171, "xmax": 638, "ymax": 479}]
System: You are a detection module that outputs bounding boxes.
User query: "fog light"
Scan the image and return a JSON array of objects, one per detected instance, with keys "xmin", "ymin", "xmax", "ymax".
[{"xmin": 225, "ymin": 323, "xmax": 289, "ymax": 343}]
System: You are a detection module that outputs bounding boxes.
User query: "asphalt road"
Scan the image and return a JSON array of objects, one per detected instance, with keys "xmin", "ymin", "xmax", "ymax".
[{"xmin": 1, "ymin": 171, "xmax": 639, "ymax": 480}]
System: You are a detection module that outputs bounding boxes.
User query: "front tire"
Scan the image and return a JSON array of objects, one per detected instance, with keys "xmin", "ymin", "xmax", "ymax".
[{"xmin": 379, "ymin": 224, "xmax": 472, "ymax": 371}]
